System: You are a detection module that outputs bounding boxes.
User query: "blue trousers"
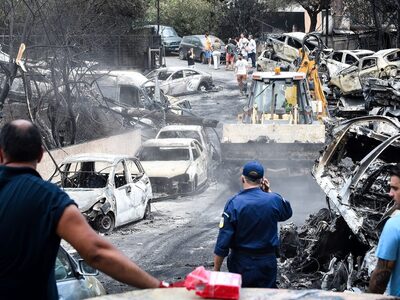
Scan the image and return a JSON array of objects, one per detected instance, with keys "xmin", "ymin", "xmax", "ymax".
[{"xmin": 227, "ymin": 252, "xmax": 277, "ymax": 288}]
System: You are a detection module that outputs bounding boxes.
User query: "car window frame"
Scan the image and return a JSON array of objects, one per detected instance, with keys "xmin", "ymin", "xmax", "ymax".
[
  {"xmin": 55, "ymin": 247, "xmax": 78, "ymax": 282},
  {"xmin": 113, "ymin": 159, "xmax": 129, "ymax": 188}
]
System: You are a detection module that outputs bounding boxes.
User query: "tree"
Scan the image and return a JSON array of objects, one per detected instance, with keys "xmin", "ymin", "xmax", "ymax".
[
  {"xmin": 145, "ymin": 0, "xmax": 213, "ymax": 36},
  {"xmin": 296, "ymin": 0, "xmax": 331, "ymax": 32}
]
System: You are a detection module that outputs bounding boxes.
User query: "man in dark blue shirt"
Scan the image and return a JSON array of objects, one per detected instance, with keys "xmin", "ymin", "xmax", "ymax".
[
  {"xmin": 0, "ymin": 120, "xmax": 163, "ymax": 299},
  {"xmin": 214, "ymin": 161, "xmax": 292, "ymax": 288}
]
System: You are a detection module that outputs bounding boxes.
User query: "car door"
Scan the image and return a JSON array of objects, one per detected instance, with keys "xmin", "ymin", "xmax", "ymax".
[
  {"xmin": 112, "ymin": 160, "xmax": 135, "ymax": 226},
  {"xmin": 184, "ymin": 69, "xmax": 202, "ymax": 92},
  {"xmin": 284, "ymin": 37, "xmax": 302, "ymax": 62},
  {"xmin": 168, "ymin": 70, "xmax": 185, "ymax": 95},
  {"xmin": 192, "ymin": 37, "xmax": 203, "ymax": 60},
  {"xmin": 359, "ymin": 57, "xmax": 379, "ymax": 83},
  {"xmin": 328, "ymin": 51, "xmax": 344, "ymax": 76},
  {"xmin": 337, "ymin": 64, "xmax": 362, "ymax": 94},
  {"xmin": 193, "ymin": 141, "xmax": 208, "ymax": 184},
  {"xmin": 125, "ymin": 158, "xmax": 150, "ymax": 220}
]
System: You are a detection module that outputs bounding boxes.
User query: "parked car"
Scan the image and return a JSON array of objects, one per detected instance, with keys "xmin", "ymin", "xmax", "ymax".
[
  {"xmin": 178, "ymin": 35, "xmax": 226, "ymax": 64},
  {"xmin": 57, "ymin": 153, "xmax": 152, "ymax": 233},
  {"xmin": 319, "ymin": 49, "xmax": 374, "ymax": 79},
  {"xmin": 146, "ymin": 67, "xmax": 213, "ymax": 95},
  {"xmin": 267, "ymin": 32, "xmax": 323, "ymax": 63},
  {"xmin": 256, "ymin": 49, "xmax": 294, "ymax": 72},
  {"xmin": 144, "ymin": 25, "xmax": 182, "ymax": 53},
  {"xmin": 330, "ymin": 48, "xmax": 400, "ymax": 95},
  {"xmin": 155, "ymin": 125, "xmax": 212, "ymax": 158},
  {"xmin": 56, "ymin": 246, "xmax": 106, "ymax": 299},
  {"xmin": 137, "ymin": 138, "xmax": 208, "ymax": 197}
]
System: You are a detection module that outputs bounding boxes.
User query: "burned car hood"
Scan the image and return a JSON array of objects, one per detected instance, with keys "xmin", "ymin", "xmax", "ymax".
[
  {"xmin": 140, "ymin": 161, "xmax": 191, "ymax": 178},
  {"xmin": 64, "ymin": 188, "xmax": 104, "ymax": 212}
]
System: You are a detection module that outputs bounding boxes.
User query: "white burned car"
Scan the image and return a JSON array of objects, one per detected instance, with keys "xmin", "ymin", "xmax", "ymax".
[
  {"xmin": 146, "ymin": 67, "xmax": 213, "ymax": 96},
  {"xmin": 137, "ymin": 138, "xmax": 208, "ymax": 197},
  {"xmin": 58, "ymin": 154, "xmax": 152, "ymax": 232},
  {"xmin": 330, "ymin": 48, "xmax": 400, "ymax": 95}
]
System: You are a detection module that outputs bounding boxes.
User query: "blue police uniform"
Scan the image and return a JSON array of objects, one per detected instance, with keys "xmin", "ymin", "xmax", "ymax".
[{"xmin": 214, "ymin": 187, "xmax": 292, "ymax": 288}]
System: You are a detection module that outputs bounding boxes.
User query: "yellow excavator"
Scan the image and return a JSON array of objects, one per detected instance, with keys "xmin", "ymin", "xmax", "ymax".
[{"xmin": 221, "ymin": 33, "xmax": 329, "ymax": 175}]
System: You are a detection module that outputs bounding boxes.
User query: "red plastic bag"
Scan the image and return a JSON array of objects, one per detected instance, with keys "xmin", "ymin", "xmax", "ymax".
[{"xmin": 184, "ymin": 266, "xmax": 241, "ymax": 300}]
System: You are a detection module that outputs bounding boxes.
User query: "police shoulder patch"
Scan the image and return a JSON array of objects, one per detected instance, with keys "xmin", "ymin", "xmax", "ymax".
[{"xmin": 219, "ymin": 217, "xmax": 224, "ymax": 228}]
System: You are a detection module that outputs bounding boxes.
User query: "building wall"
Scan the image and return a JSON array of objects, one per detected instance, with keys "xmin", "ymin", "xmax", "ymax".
[{"xmin": 38, "ymin": 130, "xmax": 142, "ymax": 180}]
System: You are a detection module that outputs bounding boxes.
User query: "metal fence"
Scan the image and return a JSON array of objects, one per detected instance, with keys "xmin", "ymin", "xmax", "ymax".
[{"xmin": 0, "ymin": 29, "xmax": 162, "ymax": 70}]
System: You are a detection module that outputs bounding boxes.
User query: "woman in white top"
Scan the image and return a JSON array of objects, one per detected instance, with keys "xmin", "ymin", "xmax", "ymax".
[{"xmin": 238, "ymin": 33, "xmax": 249, "ymax": 60}]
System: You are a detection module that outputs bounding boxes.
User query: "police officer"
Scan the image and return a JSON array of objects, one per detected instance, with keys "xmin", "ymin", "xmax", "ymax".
[{"xmin": 213, "ymin": 161, "xmax": 292, "ymax": 288}]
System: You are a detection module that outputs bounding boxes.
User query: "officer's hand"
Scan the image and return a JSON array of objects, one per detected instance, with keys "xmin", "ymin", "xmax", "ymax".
[{"xmin": 261, "ymin": 177, "xmax": 271, "ymax": 193}]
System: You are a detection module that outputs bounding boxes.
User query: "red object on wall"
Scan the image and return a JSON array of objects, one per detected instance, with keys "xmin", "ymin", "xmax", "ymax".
[{"xmin": 184, "ymin": 266, "xmax": 242, "ymax": 300}]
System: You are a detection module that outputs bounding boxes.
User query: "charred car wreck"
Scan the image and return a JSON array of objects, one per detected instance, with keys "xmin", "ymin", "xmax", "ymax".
[{"xmin": 279, "ymin": 116, "xmax": 400, "ymax": 291}]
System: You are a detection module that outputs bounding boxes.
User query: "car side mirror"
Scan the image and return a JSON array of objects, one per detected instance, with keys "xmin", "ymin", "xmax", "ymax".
[{"xmin": 78, "ymin": 259, "xmax": 99, "ymax": 276}]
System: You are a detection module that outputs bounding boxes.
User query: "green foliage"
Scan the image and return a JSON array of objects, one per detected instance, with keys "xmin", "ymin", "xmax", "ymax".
[{"xmin": 145, "ymin": 0, "xmax": 213, "ymax": 36}]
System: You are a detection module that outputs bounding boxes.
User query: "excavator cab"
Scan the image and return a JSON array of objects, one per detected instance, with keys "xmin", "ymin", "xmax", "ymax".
[{"xmin": 241, "ymin": 70, "xmax": 317, "ymax": 125}]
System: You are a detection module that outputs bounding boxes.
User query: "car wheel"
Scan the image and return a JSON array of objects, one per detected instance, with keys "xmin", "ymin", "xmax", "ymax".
[
  {"xmin": 179, "ymin": 49, "xmax": 185, "ymax": 60},
  {"xmin": 198, "ymin": 82, "xmax": 208, "ymax": 92},
  {"xmin": 143, "ymin": 202, "xmax": 151, "ymax": 219},
  {"xmin": 94, "ymin": 213, "xmax": 115, "ymax": 233},
  {"xmin": 318, "ymin": 64, "xmax": 330, "ymax": 82},
  {"xmin": 192, "ymin": 176, "xmax": 198, "ymax": 192}
]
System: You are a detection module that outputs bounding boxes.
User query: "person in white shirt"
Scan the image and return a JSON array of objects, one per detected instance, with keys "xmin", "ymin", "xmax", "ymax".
[
  {"xmin": 235, "ymin": 54, "xmax": 248, "ymax": 96},
  {"xmin": 248, "ymin": 35, "xmax": 257, "ymax": 68},
  {"xmin": 238, "ymin": 33, "xmax": 249, "ymax": 60}
]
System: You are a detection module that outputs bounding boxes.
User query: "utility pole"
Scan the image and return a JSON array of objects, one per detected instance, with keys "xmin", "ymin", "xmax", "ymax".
[
  {"xmin": 157, "ymin": 0, "xmax": 160, "ymax": 35},
  {"xmin": 325, "ymin": 3, "xmax": 329, "ymax": 46}
]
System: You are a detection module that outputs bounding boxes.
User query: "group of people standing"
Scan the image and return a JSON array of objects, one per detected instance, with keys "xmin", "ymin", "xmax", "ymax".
[{"xmin": 225, "ymin": 33, "xmax": 257, "ymax": 70}]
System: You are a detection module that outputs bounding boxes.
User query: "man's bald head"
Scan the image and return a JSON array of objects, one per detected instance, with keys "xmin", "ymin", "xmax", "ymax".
[{"xmin": 0, "ymin": 119, "xmax": 43, "ymax": 163}]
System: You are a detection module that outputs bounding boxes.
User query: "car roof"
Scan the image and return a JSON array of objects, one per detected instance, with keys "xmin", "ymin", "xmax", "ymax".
[
  {"xmin": 158, "ymin": 125, "xmax": 203, "ymax": 132},
  {"xmin": 252, "ymin": 71, "xmax": 306, "ymax": 80},
  {"xmin": 372, "ymin": 48, "xmax": 400, "ymax": 57},
  {"xmin": 337, "ymin": 50, "xmax": 374, "ymax": 55},
  {"xmin": 62, "ymin": 153, "xmax": 132, "ymax": 164},
  {"xmin": 153, "ymin": 66, "xmax": 205, "ymax": 74},
  {"xmin": 284, "ymin": 32, "xmax": 307, "ymax": 41},
  {"xmin": 142, "ymin": 138, "xmax": 197, "ymax": 147},
  {"xmin": 93, "ymin": 70, "xmax": 150, "ymax": 87}
]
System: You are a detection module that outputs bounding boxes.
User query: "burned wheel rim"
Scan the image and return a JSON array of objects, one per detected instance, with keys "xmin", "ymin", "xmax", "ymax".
[
  {"xmin": 144, "ymin": 202, "xmax": 151, "ymax": 219},
  {"xmin": 95, "ymin": 213, "xmax": 115, "ymax": 233},
  {"xmin": 198, "ymin": 82, "xmax": 208, "ymax": 92}
]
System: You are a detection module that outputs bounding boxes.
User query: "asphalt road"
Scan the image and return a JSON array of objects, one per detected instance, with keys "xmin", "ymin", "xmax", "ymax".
[{"xmin": 96, "ymin": 55, "xmax": 327, "ymax": 294}]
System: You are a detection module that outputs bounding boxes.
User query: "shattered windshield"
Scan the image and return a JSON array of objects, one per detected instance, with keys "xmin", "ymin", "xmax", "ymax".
[
  {"xmin": 61, "ymin": 161, "xmax": 112, "ymax": 188},
  {"xmin": 139, "ymin": 147, "xmax": 190, "ymax": 161}
]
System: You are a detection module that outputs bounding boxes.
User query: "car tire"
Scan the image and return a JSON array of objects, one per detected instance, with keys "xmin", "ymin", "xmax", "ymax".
[
  {"xmin": 179, "ymin": 49, "xmax": 185, "ymax": 60},
  {"xmin": 198, "ymin": 82, "xmax": 208, "ymax": 92},
  {"xmin": 143, "ymin": 202, "xmax": 151, "ymax": 219},
  {"xmin": 192, "ymin": 176, "xmax": 198, "ymax": 192},
  {"xmin": 94, "ymin": 213, "xmax": 115, "ymax": 233},
  {"xmin": 318, "ymin": 64, "xmax": 330, "ymax": 82}
]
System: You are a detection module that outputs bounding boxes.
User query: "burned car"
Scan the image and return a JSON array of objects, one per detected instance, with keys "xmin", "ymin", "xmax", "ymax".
[
  {"xmin": 146, "ymin": 67, "xmax": 214, "ymax": 95},
  {"xmin": 138, "ymin": 138, "xmax": 208, "ymax": 197},
  {"xmin": 58, "ymin": 154, "xmax": 152, "ymax": 232},
  {"xmin": 330, "ymin": 48, "xmax": 400, "ymax": 96},
  {"xmin": 279, "ymin": 116, "xmax": 400, "ymax": 291},
  {"xmin": 267, "ymin": 32, "xmax": 322, "ymax": 63},
  {"xmin": 319, "ymin": 49, "xmax": 374, "ymax": 80},
  {"xmin": 56, "ymin": 246, "xmax": 106, "ymax": 299}
]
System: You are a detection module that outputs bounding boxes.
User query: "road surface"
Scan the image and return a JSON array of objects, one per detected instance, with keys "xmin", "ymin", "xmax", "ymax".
[{"xmin": 95, "ymin": 55, "xmax": 327, "ymax": 294}]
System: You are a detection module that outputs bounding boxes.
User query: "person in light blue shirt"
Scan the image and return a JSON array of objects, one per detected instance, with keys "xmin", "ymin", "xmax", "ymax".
[{"xmin": 369, "ymin": 164, "xmax": 400, "ymax": 296}]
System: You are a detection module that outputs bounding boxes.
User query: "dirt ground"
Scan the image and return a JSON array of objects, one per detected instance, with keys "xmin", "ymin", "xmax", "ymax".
[{"xmin": 93, "ymin": 55, "xmax": 327, "ymax": 294}]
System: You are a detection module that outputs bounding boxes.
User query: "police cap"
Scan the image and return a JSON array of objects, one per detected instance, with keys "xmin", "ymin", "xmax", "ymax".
[{"xmin": 242, "ymin": 161, "xmax": 264, "ymax": 180}]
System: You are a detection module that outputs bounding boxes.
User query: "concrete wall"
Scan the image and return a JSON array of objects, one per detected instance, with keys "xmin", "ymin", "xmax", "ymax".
[{"xmin": 38, "ymin": 130, "xmax": 142, "ymax": 180}]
